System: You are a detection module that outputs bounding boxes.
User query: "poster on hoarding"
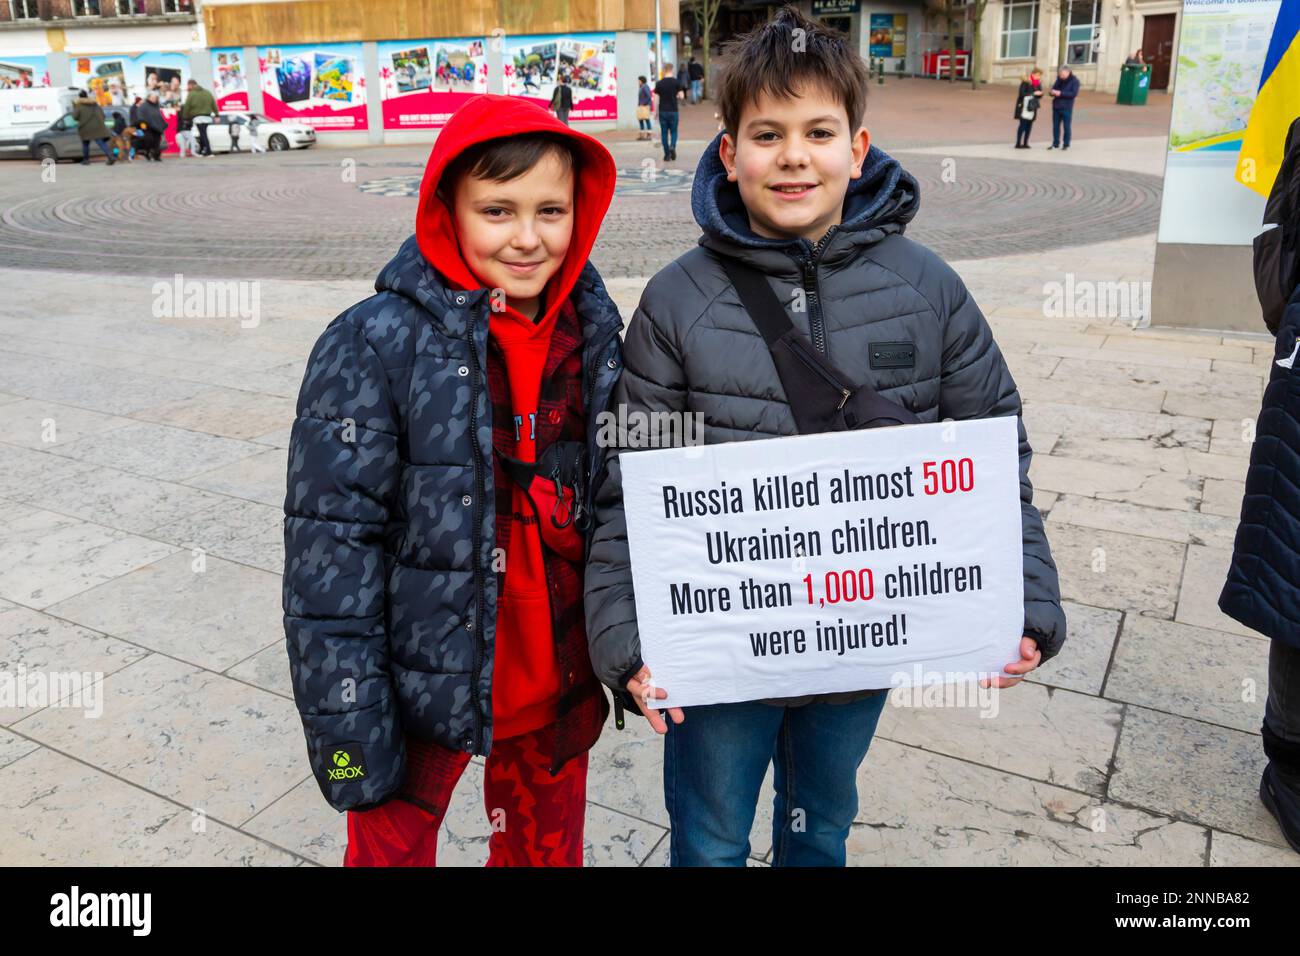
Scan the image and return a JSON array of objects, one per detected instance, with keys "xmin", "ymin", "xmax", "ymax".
[
  {"xmin": 71, "ymin": 51, "xmax": 189, "ymax": 108},
  {"xmin": 69, "ymin": 52, "xmax": 189, "ymax": 152},
  {"xmin": 869, "ymin": 14, "xmax": 908, "ymax": 58},
  {"xmin": 378, "ymin": 37, "xmax": 487, "ymax": 130},
  {"xmin": 258, "ymin": 42, "xmax": 368, "ymax": 131},
  {"xmin": 211, "ymin": 47, "xmax": 249, "ymax": 112},
  {"xmin": 0, "ymin": 54, "xmax": 50, "ymax": 89},
  {"xmin": 505, "ymin": 33, "xmax": 617, "ymax": 121}
]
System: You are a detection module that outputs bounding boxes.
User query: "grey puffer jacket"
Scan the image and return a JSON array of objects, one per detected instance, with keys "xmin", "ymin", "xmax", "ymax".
[{"xmin": 585, "ymin": 132, "xmax": 1067, "ymax": 702}]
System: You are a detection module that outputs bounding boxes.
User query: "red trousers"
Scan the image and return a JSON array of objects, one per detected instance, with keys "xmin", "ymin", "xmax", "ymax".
[{"xmin": 344, "ymin": 724, "xmax": 587, "ymax": 867}]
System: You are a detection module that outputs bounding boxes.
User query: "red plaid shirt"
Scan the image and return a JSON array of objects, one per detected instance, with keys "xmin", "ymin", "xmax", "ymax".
[{"xmin": 486, "ymin": 297, "xmax": 607, "ymax": 771}]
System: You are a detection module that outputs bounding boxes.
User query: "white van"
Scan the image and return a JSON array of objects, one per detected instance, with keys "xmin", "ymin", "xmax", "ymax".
[{"xmin": 0, "ymin": 87, "xmax": 80, "ymax": 156}]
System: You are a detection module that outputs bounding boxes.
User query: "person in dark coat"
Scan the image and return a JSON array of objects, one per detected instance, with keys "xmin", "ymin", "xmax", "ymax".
[
  {"xmin": 688, "ymin": 55, "xmax": 705, "ymax": 103},
  {"xmin": 1014, "ymin": 67, "xmax": 1043, "ymax": 148},
  {"xmin": 1220, "ymin": 117, "xmax": 1300, "ymax": 855},
  {"xmin": 282, "ymin": 97, "xmax": 622, "ymax": 867},
  {"xmin": 1048, "ymin": 65, "xmax": 1080, "ymax": 149},
  {"xmin": 548, "ymin": 74, "xmax": 573, "ymax": 126},
  {"xmin": 136, "ymin": 91, "xmax": 168, "ymax": 162},
  {"xmin": 71, "ymin": 93, "xmax": 115, "ymax": 166}
]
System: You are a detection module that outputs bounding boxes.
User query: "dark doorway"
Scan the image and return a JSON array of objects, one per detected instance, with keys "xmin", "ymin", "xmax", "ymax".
[
  {"xmin": 820, "ymin": 15, "xmax": 852, "ymax": 36},
  {"xmin": 1141, "ymin": 13, "xmax": 1176, "ymax": 90}
]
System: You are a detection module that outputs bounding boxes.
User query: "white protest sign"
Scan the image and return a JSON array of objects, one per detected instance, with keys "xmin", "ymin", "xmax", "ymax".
[{"xmin": 621, "ymin": 416, "xmax": 1024, "ymax": 708}]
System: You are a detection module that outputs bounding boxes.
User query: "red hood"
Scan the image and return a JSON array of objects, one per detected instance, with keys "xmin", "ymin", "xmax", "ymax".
[{"xmin": 415, "ymin": 94, "xmax": 617, "ymax": 326}]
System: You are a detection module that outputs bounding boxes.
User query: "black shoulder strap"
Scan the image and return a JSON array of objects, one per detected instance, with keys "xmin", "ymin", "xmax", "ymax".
[{"xmin": 715, "ymin": 254, "xmax": 796, "ymax": 347}]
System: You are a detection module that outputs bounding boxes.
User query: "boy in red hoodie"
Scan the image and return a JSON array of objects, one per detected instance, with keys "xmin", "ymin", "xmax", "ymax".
[{"xmin": 281, "ymin": 95, "xmax": 622, "ymax": 866}]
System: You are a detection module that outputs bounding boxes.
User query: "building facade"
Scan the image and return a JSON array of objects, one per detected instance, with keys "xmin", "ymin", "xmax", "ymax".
[
  {"xmin": 0, "ymin": 0, "xmax": 682, "ymax": 140},
  {"xmin": 686, "ymin": 0, "xmax": 1179, "ymax": 95}
]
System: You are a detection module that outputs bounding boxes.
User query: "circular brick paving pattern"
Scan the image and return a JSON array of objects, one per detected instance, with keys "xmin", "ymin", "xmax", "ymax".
[{"xmin": 0, "ymin": 145, "xmax": 1161, "ymax": 281}]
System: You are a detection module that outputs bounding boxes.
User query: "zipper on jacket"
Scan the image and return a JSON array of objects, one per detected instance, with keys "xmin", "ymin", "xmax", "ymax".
[
  {"xmin": 467, "ymin": 306, "xmax": 487, "ymax": 753},
  {"xmin": 582, "ymin": 324, "xmax": 620, "ymax": 522},
  {"xmin": 801, "ymin": 225, "xmax": 838, "ymax": 356}
]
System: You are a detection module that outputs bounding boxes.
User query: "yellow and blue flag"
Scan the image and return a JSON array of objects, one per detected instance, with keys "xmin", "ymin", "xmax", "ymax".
[{"xmin": 1237, "ymin": 0, "xmax": 1300, "ymax": 196}]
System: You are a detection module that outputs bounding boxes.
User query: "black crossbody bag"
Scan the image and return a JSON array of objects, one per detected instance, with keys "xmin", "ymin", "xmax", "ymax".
[{"xmin": 716, "ymin": 255, "xmax": 921, "ymax": 433}]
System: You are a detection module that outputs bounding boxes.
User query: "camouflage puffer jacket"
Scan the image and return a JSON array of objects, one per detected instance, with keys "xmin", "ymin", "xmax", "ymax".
[{"xmin": 282, "ymin": 235, "xmax": 624, "ymax": 812}]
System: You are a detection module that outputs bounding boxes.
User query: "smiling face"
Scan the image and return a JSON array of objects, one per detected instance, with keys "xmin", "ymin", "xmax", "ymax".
[
  {"xmin": 450, "ymin": 148, "xmax": 575, "ymax": 320},
  {"xmin": 719, "ymin": 83, "xmax": 870, "ymax": 244}
]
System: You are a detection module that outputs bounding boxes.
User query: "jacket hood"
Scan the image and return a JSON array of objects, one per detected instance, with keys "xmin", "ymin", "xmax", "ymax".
[
  {"xmin": 414, "ymin": 93, "xmax": 617, "ymax": 326},
  {"xmin": 690, "ymin": 129, "xmax": 919, "ymax": 257}
]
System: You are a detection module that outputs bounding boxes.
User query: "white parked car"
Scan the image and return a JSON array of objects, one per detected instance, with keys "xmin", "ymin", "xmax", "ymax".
[{"xmin": 203, "ymin": 112, "xmax": 316, "ymax": 152}]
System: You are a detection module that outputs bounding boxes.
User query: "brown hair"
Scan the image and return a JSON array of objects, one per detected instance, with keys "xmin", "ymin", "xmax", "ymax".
[
  {"xmin": 715, "ymin": 5, "xmax": 870, "ymax": 137},
  {"xmin": 437, "ymin": 132, "xmax": 577, "ymax": 201}
]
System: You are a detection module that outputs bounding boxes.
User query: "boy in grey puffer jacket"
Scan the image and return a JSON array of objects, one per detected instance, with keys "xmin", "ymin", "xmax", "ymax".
[{"xmin": 585, "ymin": 6, "xmax": 1065, "ymax": 867}]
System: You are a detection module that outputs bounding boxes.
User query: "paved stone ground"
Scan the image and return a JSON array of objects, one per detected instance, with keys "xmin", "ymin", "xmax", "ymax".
[
  {"xmin": 1, "ymin": 81, "xmax": 1295, "ymax": 866},
  {"xmin": 0, "ymin": 80, "xmax": 1168, "ymax": 281}
]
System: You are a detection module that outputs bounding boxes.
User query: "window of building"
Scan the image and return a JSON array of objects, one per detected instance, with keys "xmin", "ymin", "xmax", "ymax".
[
  {"xmin": 163, "ymin": 0, "xmax": 195, "ymax": 13},
  {"xmin": 9, "ymin": 0, "xmax": 38, "ymax": 19},
  {"xmin": 115, "ymin": 0, "xmax": 148, "ymax": 14},
  {"xmin": 72, "ymin": 0, "xmax": 102, "ymax": 17},
  {"xmin": 1000, "ymin": 0, "xmax": 1039, "ymax": 59},
  {"xmin": 1066, "ymin": 0, "xmax": 1101, "ymax": 66}
]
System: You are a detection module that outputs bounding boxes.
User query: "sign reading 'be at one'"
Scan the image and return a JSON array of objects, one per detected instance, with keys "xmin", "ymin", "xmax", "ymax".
[{"xmin": 621, "ymin": 417, "xmax": 1025, "ymax": 708}]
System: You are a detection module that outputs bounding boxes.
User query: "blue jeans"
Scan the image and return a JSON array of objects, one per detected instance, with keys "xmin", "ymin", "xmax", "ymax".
[
  {"xmin": 81, "ymin": 138, "xmax": 112, "ymax": 161},
  {"xmin": 664, "ymin": 693, "xmax": 888, "ymax": 866},
  {"xmin": 659, "ymin": 111, "xmax": 679, "ymax": 155},
  {"xmin": 690, "ymin": 79, "xmax": 702, "ymax": 103},
  {"xmin": 1052, "ymin": 109, "xmax": 1072, "ymax": 147}
]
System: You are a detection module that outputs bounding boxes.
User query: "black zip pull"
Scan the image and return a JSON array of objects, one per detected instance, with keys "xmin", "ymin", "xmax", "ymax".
[{"xmin": 613, "ymin": 693, "xmax": 625, "ymax": 730}]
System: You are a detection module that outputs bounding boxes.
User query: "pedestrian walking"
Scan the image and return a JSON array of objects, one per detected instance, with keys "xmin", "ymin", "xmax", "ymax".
[
  {"xmin": 72, "ymin": 92, "xmax": 115, "ymax": 167},
  {"xmin": 636, "ymin": 75, "xmax": 653, "ymax": 140},
  {"xmin": 183, "ymin": 79, "xmax": 218, "ymax": 156},
  {"xmin": 654, "ymin": 64, "xmax": 685, "ymax": 162},
  {"xmin": 548, "ymin": 74, "xmax": 574, "ymax": 126},
  {"xmin": 247, "ymin": 114, "xmax": 267, "ymax": 154}
]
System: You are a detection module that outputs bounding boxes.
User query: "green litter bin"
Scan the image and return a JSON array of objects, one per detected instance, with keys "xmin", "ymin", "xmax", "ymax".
[{"xmin": 1117, "ymin": 64, "xmax": 1151, "ymax": 105}]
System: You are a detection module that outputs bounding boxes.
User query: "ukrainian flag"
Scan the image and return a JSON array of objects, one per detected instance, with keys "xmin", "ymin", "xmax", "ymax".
[{"xmin": 1236, "ymin": 0, "xmax": 1300, "ymax": 196}]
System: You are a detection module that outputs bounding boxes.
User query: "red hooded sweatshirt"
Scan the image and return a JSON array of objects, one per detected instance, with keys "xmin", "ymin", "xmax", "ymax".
[{"xmin": 414, "ymin": 95, "xmax": 617, "ymax": 740}]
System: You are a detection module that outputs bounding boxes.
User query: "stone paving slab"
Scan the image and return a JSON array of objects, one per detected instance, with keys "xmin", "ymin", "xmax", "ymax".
[
  {"xmin": 849, "ymin": 740, "xmax": 1208, "ymax": 866},
  {"xmin": 1105, "ymin": 617, "xmax": 1269, "ymax": 733},
  {"xmin": 10, "ymin": 653, "xmax": 306, "ymax": 826},
  {"xmin": 876, "ymin": 682, "xmax": 1122, "ymax": 796},
  {"xmin": 1110, "ymin": 706, "xmax": 1281, "ymax": 847},
  {"xmin": 45, "ymin": 551, "xmax": 282, "ymax": 672},
  {"xmin": 0, "ymin": 601, "xmax": 149, "ymax": 726},
  {"xmin": 0, "ymin": 746, "xmax": 301, "ymax": 866}
]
